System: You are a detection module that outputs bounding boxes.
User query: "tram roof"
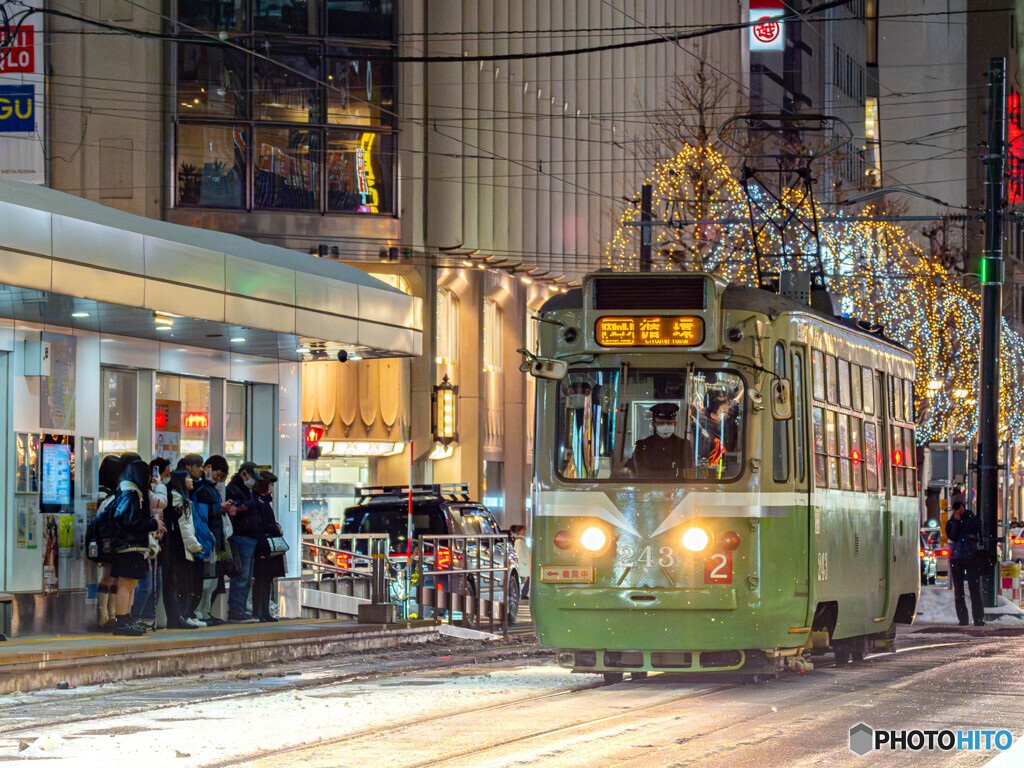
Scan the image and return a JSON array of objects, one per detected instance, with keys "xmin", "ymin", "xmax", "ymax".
[{"xmin": 541, "ymin": 280, "xmax": 906, "ymax": 352}]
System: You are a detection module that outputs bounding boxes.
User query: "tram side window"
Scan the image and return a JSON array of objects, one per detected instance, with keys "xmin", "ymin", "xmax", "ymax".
[
  {"xmin": 826, "ymin": 354, "xmax": 839, "ymax": 404},
  {"xmin": 863, "ymin": 421, "xmax": 879, "ymax": 491},
  {"xmin": 812, "ymin": 349, "xmax": 825, "ymax": 401},
  {"xmin": 874, "ymin": 372, "xmax": 888, "ymax": 492},
  {"xmin": 773, "ymin": 342, "xmax": 790, "ymax": 483},
  {"xmin": 838, "ymin": 359, "xmax": 851, "ymax": 409},
  {"xmin": 850, "ymin": 416, "xmax": 865, "ymax": 492},
  {"xmin": 812, "ymin": 406, "xmax": 826, "ymax": 487},
  {"xmin": 862, "ymin": 367, "xmax": 874, "ymax": 414},
  {"xmin": 891, "ymin": 425, "xmax": 906, "ymax": 496},
  {"xmin": 904, "ymin": 427, "xmax": 917, "ymax": 495},
  {"xmin": 851, "ymin": 364, "xmax": 863, "ymax": 411},
  {"xmin": 793, "ymin": 352, "xmax": 807, "ymax": 484},
  {"xmin": 838, "ymin": 413, "xmax": 852, "ymax": 490},
  {"xmin": 826, "ymin": 410, "xmax": 839, "ymax": 487},
  {"xmin": 904, "ymin": 380, "xmax": 914, "ymax": 422}
]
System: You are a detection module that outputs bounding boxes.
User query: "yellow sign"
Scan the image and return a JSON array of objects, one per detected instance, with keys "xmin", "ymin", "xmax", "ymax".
[{"xmin": 595, "ymin": 316, "xmax": 704, "ymax": 347}]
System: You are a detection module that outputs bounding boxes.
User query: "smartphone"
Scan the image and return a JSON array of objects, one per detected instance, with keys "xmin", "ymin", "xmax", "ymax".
[{"xmin": 152, "ymin": 466, "xmax": 160, "ymax": 481}]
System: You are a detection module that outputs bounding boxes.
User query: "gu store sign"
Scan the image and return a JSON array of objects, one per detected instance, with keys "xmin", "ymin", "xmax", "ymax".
[
  {"xmin": 749, "ymin": 0, "xmax": 785, "ymax": 52},
  {"xmin": 0, "ymin": 6, "xmax": 45, "ymax": 184}
]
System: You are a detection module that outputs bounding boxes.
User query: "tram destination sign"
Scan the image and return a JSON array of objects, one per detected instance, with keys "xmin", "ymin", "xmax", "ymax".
[{"xmin": 594, "ymin": 315, "xmax": 705, "ymax": 347}]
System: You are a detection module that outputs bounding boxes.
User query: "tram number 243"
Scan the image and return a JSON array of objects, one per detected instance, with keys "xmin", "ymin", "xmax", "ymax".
[{"xmin": 617, "ymin": 546, "xmax": 733, "ymax": 585}]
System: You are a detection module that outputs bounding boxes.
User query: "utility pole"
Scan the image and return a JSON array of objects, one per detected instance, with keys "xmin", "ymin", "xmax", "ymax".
[
  {"xmin": 639, "ymin": 183, "xmax": 653, "ymax": 272},
  {"xmin": 978, "ymin": 57, "xmax": 1006, "ymax": 607}
]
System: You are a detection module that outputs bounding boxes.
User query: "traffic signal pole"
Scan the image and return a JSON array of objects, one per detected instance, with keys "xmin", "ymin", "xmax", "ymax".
[{"xmin": 978, "ymin": 57, "xmax": 1006, "ymax": 607}]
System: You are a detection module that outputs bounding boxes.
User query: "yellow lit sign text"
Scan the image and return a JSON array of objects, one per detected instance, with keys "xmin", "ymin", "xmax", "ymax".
[{"xmin": 595, "ymin": 316, "xmax": 705, "ymax": 347}]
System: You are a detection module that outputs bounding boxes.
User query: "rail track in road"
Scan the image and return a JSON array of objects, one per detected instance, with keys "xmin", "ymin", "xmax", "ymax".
[{"xmin": 201, "ymin": 637, "xmax": 969, "ymax": 768}]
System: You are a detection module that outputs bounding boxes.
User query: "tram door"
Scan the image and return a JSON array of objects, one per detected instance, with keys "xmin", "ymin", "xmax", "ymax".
[
  {"xmin": 872, "ymin": 371, "xmax": 892, "ymax": 619},
  {"xmin": 790, "ymin": 348, "xmax": 811, "ymax": 603}
]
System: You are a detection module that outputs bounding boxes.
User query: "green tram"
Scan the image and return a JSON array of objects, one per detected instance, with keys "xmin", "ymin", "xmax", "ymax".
[{"xmin": 529, "ymin": 272, "xmax": 919, "ymax": 681}]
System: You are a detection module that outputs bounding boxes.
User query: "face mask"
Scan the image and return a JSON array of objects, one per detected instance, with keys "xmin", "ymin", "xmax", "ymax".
[
  {"xmin": 244, "ymin": 476, "xmax": 256, "ymax": 489},
  {"xmin": 655, "ymin": 425, "xmax": 675, "ymax": 438}
]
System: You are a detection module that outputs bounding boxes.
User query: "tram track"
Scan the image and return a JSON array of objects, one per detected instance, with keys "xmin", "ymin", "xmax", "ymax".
[{"xmin": 0, "ymin": 639, "xmax": 549, "ymax": 738}]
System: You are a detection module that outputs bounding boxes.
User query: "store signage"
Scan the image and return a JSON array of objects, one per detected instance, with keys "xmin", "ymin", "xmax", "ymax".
[
  {"xmin": 41, "ymin": 442, "xmax": 71, "ymax": 506},
  {"xmin": 749, "ymin": 0, "xmax": 785, "ymax": 52},
  {"xmin": 594, "ymin": 316, "xmax": 705, "ymax": 347},
  {"xmin": 0, "ymin": 7, "xmax": 44, "ymax": 184},
  {"xmin": 0, "ymin": 85, "xmax": 34, "ymax": 132},
  {"xmin": 0, "ymin": 27, "xmax": 35, "ymax": 74},
  {"xmin": 184, "ymin": 412, "xmax": 209, "ymax": 429},
  {"xmin": 1009, "ymin": 91, "xmax": 1023, "ymax": 204}
]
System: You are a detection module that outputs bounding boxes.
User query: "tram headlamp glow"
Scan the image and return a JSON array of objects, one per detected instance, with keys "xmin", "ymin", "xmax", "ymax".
[
  {"xmin": 681, "ymin": 526, "xmax": 711, "ymax": 553},
  {"xmin": 580, "ymin": 526, "xmax": 609, "ymax": 553}
]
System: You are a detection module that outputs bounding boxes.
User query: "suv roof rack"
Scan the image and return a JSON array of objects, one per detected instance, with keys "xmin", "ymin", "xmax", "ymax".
[{"xmin": 355, "ymin": 484, "xmax": 473, "ymax": 501}]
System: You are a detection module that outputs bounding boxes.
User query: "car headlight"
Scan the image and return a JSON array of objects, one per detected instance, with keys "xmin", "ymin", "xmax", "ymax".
[
  {"xmin": 681, "ymin": 526, "xmax": 711, "ymax": 553},
  {"xmin": 579, "ymin": 525, "xmax": 609, "ymax": 555}
]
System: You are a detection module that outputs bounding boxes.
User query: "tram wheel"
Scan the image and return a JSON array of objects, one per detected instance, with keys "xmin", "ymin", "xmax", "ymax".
[
  {"xmin": 630, "ymin": 671, "xmax": 649, "ymax": 681},
  {"xmin": 834, "ymin": 643, "xmax": 851, "ymax": 665},
  {"xmin": 603, "ymin": 672, "xmax": 625, "ymax": 684},
  {"xmin": 850, "ymin": 638, "xmax": 867, "ymax": 663}
]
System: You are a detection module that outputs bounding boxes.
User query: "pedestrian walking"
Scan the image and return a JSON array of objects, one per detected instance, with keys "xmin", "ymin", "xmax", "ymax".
[
  {"xmin": 251, "ymin": 471, "xmax": 285, "ymax": 622},
  {"xmin": 946, "ymin": 501, "xmax": 986, "ymax": 627}
]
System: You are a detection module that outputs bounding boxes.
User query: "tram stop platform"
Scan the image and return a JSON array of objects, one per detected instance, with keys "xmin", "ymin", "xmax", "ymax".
[{"xmin": 0, "ymin": 619, "xmax": 439, "ymax": 695}]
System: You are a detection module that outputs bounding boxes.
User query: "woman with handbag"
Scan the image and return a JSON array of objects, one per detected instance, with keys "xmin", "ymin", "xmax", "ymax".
[{"xmin": 251, "ymin": 471, "xmax": 286, "ymax": 622}]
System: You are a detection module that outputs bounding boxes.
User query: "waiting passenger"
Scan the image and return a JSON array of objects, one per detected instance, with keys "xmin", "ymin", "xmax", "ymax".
[{"xmin": 629, "ymin": 403, "xmax": 693, "ymax": 478}]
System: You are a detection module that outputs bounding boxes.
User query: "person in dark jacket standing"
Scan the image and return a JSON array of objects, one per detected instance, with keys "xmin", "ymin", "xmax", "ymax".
[
  {"xmin": 110, "ymin": 460, "xmax": 165, "ymax": 636},
  {"xmin": 192, "ymin": 455, "xmax": 230, "ymax": 625},
  {"xmin": 251, "ymin": 471, "xmax": 285, "ymax": 622},
  {"xmin": 226, "ymin": 461, "xmax": 264, "ymax": 621},
  {"xmin": 86, "ymin": 455, "xmax": 125, "ymax": 628},
  {"xmin": 946, "ymin": 501, "xmax": 986, "ymax": 627}
]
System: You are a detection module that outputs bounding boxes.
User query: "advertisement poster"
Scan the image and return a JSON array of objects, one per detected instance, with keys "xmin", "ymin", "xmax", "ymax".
[
  {"xmin": 43, "ymin": 514, "xmax": 58, "ymax": 592},
  {"xmin": 40, "ymin": 333, "xmax": 76, "ymax": 430},
  {"xmin": 16, "ymin": 496, "xmax": 37, "ymax": 548},
  {"xmin": 0, "ymin": 3, "xmax": 45, "ymax": 183},
  {"xmin": 154, "ymin": 398, "xmax": 181, "ymax": 463},
  {"xmin": 41, "ymin": 442, "xmax": 72, "ymax": 506}
]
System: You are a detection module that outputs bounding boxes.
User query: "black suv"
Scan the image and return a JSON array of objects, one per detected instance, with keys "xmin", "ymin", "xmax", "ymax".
[{"xmin": 342, "ymin": 484, "xmax": 521, "ymax": 622}]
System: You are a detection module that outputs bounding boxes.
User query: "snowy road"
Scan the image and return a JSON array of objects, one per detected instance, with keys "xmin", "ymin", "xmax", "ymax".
[{"xmin": 2, "ymin": 620, "xmax": 1024, "ymax": 767}]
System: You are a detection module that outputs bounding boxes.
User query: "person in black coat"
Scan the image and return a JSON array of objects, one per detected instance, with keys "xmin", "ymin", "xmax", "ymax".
[
  {"xmin": 110, "ymin": 460, "xmax": 165, "ymax": 636},
  {"xmin": 946, "ymin": 501, "xmax": 986, "ymax": 627},
  {"xmin": 251, "ymin": 472, "xmax": 285, "ymax": 622},
  {"xmin": 225, "ymin": 461, "xmax": 264, "ymax": 620},
  {"xmin": 86, "ymin": 455, "xmax": 125, "ymax": 628}
]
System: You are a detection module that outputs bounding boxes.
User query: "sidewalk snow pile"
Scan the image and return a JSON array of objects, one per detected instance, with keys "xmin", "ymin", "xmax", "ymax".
[{"xmin": 916, "ymin": 584, "xmax": 1024, "ymax": 623}]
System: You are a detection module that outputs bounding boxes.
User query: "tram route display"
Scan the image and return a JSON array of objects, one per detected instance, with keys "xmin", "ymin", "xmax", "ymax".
[{"xmin": 528, "ymin": 272, "xmax": 919, "ymax": 681}]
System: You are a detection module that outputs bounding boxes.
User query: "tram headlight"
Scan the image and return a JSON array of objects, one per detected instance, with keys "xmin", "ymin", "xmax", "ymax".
[
  {"xmin": 681, "ymin": 526, "xmax": 711, "ymax": 553},
  {"xmin": 579, "ymin": 525, "xmax": 610, "ymax": 555}
]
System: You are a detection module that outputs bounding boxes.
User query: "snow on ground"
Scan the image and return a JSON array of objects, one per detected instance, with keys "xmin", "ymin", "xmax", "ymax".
[
  {"xmin": 916, "ymin": 584, "xmax": 1024, "ymax": 623},
  {"xmin": 0, "ymin": 664, "xmax": 583, "ymax": 767}
]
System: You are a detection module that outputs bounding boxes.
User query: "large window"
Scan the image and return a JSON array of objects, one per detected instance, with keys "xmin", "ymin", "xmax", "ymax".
[
  {"xmin": 556, "ymin": 368, "xmax": 745, "ymax": 482},
  {"xmin": 225, "ymin": 381, "xmax": 247, "ymax": 473},
  {"xmin": 173, "ymin": 3, "xmax": 395, "ymax": 214},
  {"xmin": 100, "ymin": 367, "xmax": 138, "ymax": 454},
  {"xmin": 155, "ymin": 374, "xmax": 211, "ymax": 461}
]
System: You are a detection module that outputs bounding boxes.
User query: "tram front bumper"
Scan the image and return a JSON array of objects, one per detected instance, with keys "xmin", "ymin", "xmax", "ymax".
[{"xmin": 552, "ymin": 587, "xmax": 737, "ymax": 611}]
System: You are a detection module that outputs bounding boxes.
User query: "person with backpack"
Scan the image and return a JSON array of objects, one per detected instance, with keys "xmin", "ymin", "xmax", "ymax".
[
  {"xmin": 191, "ymin": 455, "xmax": 231, "ymax": 625},
  {"xmin": 110, "ymin": 460, "xmax": 165, "ymax": 636},
  {"xmin": 85, "ymin": 455, "xmax": 124, "ymax": 628}
]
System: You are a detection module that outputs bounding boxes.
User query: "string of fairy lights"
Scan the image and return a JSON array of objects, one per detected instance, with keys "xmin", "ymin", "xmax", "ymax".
[{"xmin": 606, "ymin": 143, "xmax": 1024, "ymax": 466}]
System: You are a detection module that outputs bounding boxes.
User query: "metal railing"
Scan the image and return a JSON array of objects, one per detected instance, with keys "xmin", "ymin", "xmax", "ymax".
[
  {"xmin": 413, "ymin": 533, "xmax": 512, "ymax": 635},
  {"xmin": 300, "ymin": 533, "xmax": 391, "ymax": 613}
]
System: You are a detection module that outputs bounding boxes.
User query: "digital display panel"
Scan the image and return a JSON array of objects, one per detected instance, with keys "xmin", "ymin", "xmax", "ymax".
[{"xmin": 594, "ymin": 316, "xmax": 705, "ymax": 347}]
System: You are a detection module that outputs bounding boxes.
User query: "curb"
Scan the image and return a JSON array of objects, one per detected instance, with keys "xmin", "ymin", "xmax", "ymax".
[{"xmin": 0, "ymin": 621, "xmax": 439, "ymax": 695}]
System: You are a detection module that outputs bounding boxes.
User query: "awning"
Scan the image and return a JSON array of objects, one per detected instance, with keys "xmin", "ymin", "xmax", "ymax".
[{"xmin": 0, "ymin": 179, "xmax": 422, "ymax": 361}]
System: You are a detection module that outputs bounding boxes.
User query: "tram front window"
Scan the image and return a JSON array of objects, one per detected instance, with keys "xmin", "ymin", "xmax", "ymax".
[{"xmin": 556, "ymin": 368, "xmax": 745, "ymax": 482}]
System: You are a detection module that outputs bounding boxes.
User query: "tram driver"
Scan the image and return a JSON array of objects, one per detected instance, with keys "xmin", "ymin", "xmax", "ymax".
[{"xmin": 628, "ymin": 402, "xmax": 694, "ymax": 478}]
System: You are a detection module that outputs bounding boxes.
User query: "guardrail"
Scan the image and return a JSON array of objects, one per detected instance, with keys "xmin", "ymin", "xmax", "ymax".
[
  {"xmin": 413, "ymin": 533, "xmax": 511, "ymax": 635},
  {"xmin": 300, "ymin": 533, "xmax": 391, "ymax": 617}
]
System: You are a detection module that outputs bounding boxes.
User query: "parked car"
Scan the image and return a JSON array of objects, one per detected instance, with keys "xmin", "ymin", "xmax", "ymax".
[
  {"xmin": 919, "ymin": 533, "xmax": 937, "ymax": 586},
  {"xmin": 342, "ymin": 484, "xmax": 521, "ymax": 623},
  {"xmin": 921, "ymin": 528, "xmax": 949, "ymax": 577},
  {"xmin": 1008, "ymin": 525, "xmax": 1024, "ymax": 563}
]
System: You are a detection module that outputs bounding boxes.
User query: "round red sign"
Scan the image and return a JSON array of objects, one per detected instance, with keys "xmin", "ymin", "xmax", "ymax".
[{"xmin": 753, "ymin": 16, "xmax": 780, "ymax": 44}]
